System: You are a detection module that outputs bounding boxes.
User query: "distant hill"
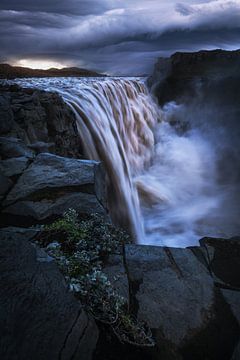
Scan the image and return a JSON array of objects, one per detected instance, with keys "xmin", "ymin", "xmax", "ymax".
[{"xmin": 0, "ymin": 64, "xmax": 104, "ymax": 79}]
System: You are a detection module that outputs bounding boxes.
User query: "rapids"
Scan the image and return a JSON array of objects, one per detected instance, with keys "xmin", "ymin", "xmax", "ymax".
[{"xmin": 14, "ymin": 77, "xmax": 240, "ymax": 247}]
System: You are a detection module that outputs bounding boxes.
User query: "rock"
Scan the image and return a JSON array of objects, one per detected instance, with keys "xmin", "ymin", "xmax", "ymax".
[
  {"xmin": 0, "ymin": 95, "xmax": 14, "ymax": 134},
  {"xmin": 0, "ymin": 156, "xmax": 31, "ymax": 177},
  {"xmin": 200, "ymin": 237, "xmax": 240, "ymax": 290},
  {"xmin": 28, "ymin": 141, "xmax": 55, "ymax": 154},
  {"xmin": 0, "ymin": 173, "xmax": 12, "ymax": 198},
  {"xmin": 1, "ymin": 153, "xmax": 107, "ymax": 225},
  {"xmin": 149, "ymin": 49, "xmax": 240, "ymax": 106},
  {"xmin": 232, "ymin": 340, "xmax": 240, "ymax": 360},
  {"xmin": 0, "ymin": 227, "xmax": 98, "ymax": 360},
  {"xmin": 3, "ymin": 192, "xmax": 105, "ymax": 221},
  {"xmin": 4, "ymin": 153, "xmax": 103, "ymax": 204},
  {"xmin": 0, "ymin": 85, "xmax": 83, "ymax": 158},
  {"xmin": 123, "ymin": 244, "xmax": 240, "ymax": 359},
  {"xmin": 0, "ymin": 137, "xmax": 34, "ymax": 159},
  {"xmin": 103, "ymin": 255, "xmax": 129, "ymax": 302},
  {"xmin": 149, "ymin": 49, "xmax": 240, "ymax": 192}
]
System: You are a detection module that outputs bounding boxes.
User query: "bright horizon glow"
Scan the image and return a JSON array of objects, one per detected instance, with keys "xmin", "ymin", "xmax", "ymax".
[{"xmin": 13, "ymin": 59, "xmax": 65, "ymax": 70}]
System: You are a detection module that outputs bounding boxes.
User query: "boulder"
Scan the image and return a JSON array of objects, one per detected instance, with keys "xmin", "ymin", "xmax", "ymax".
[
  {"xmin": 1, "ymin": 153, "xmax": 107, "ymax": 225},
  {"xmin": 122, "ymin": 244, "xmax": 240, "ymax": 359},
  {"xmin": 0, "ymin": 227, "xmax": 98, "ymax": 360}
]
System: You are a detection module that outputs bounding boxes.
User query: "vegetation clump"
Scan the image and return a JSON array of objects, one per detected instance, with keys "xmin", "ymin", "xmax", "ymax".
[{"xmin": 37, "ymin": 209, "xmax": 155, "ymax": 347}]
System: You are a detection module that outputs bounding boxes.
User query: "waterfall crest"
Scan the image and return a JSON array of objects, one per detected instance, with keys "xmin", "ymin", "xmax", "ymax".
[{"xmin": 50, "ymin": 78, "xmax": 160, "ymax": 241}]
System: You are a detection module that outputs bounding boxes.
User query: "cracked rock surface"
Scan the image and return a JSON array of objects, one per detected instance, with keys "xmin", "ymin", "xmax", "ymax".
[
  {"xmin": 0, "ymin": 227, "xmax": 98, "ymax": 360},
  {"xmin": 103, "ymin": 241, "xmax": 240, "ymax": 360},
  {"xmin": 0, "ymin": 152, "xmax": 107, "ymax": 227}
]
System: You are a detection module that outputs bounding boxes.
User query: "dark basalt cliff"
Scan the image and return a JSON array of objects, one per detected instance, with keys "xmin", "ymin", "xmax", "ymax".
[
  {"xmin": 148, "ymin": 49, "xmax": 240, "ymax": 105},
  {"xmin": 0, "ymin": 63, "xmax": 104, "ymax": 79},
  {"xmin": 0, "ymin": 84, "xmax": 83, "ymax": 158},
  {"xmin": 149, "ymin": 49, "xmax": 240, "ymax": 195}
]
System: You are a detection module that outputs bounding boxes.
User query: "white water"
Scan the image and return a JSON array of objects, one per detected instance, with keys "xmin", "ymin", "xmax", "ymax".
[{"xmin": 14, "ymin": 77, "xmax": 240, "ymax": 247}]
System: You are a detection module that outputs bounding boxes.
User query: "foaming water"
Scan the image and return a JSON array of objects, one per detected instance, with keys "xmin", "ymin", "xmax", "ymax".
[{"xmin": 14, "ymin": 77, "xmax": 240, "ymax": 246}]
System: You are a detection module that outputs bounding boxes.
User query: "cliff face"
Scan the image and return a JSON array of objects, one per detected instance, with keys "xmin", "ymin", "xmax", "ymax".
[
  {"xmin": 0, "ymin": 84, "xmax": 83, "ymax": 158},
  {"xmin": 149, "ymin": 49, "xmax": 240, "ymax": 105},
  {"xmin": 149, "ymin": 49, "xmax": 240, "ymax": 191}
]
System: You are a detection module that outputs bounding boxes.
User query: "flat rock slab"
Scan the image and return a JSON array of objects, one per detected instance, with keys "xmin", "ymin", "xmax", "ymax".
[
  {"xmin": 4, "ymin": 153, "xmax": 100, "ymax": 205},
  {"xmin": 0, "ymin": 227, "xmax": 98, "ymax": 360},
  {"xmin": 2, "ymin": 153, "xmax": 106, "ymax": 224},
  {"xmin": 124, "ymin": 244, "xmax": 240, "ymax": 359}
]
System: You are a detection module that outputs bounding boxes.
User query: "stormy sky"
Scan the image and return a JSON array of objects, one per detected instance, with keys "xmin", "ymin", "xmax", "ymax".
[{"xmin": 0, "ymin": 0, "xmax": 240, "ymax": 75}]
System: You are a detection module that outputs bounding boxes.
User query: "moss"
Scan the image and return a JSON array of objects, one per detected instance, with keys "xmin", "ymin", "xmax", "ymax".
[{"xmin": 36, "ymin": 209, "xmax": 155, "ymax": 347}]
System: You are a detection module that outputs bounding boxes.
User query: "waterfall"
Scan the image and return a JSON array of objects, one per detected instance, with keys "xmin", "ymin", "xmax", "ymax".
[
  {"xmin": 15, "ymin": 77, "xmax": 240, "ymax": 247},
  {"xmin": 61, "ymin": 78, "xmax": 160, "ymax": 241}
]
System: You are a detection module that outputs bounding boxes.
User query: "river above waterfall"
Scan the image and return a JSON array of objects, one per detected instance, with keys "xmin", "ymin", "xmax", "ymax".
[{"xmin": 12, "ymin": 77, "xmax": 240, "ymax": 247}]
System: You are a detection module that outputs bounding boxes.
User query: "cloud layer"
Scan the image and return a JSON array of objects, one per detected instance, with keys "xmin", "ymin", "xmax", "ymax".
[{"xmin": 0, "ymin": 0, "xmax": 240, "ymax": 74}]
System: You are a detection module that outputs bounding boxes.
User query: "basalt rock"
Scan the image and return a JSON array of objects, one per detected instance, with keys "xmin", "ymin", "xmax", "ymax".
[
  {"xmin": 102, "ymin": 239, "xmax": 240, "ymax": 360},
  {"xmin": 0, "ymin": 227, "xmax": 98, "ymax": 360},
  {"xmin": 0, "ymin": 153, "xmax": 107, "ymax": 227},
  {"xmin": 149, "ymin": 49, "xmax": 240, "ymax": 106},
  {"xmin": 0, "ymin": 84, "xmax": 82, "ymax": 158}
]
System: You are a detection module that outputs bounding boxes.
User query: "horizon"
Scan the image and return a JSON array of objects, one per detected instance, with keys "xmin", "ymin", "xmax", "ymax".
[
  {"xmin": 1, "ymin": 48, "xmax": 240, "ymax": 76},
  {"xmin": 0, "ymin": 0, "xmax": 240, "ymax": 75}
]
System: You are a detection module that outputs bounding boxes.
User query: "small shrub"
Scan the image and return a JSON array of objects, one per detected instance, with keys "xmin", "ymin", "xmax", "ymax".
[{"xmin": 37, "ymin": 209, "xmax": 155, "ymax": 347}]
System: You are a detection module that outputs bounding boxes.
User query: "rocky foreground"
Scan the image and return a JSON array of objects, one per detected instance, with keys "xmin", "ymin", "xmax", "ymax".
[
  {"xmin": 0, "ymin": 50, "xmax": 240, "ymax": 360},
  {"xmin": 1, "ymin": 226, "xmax": 240, "ymax": 360}
]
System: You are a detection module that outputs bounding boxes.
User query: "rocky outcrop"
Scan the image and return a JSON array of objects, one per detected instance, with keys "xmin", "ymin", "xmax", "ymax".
[
  {"xmin": 1, "ymin": 225, "xmax": 239, "ymax": 360},
  {"xmin": 0, "ymin": 227, "xmax": 98, "ymax": 360},
  {"xmin": 102, "ymin": 238, "xmax": 240, "ymax": 360},
  {"xmin": 148, "ymin": 49, "xmax": 240, "ymax": 106},
  {"xmin": 0, "ymin": 153, "xmax": 107, "ymax": 227},
  {"xmin": 0, "ymin": 84, "xmax": 82, "ymax": 158}
]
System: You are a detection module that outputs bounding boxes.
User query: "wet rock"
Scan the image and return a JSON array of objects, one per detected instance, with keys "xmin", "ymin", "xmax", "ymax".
[
  {"xmin": 0, "ymin": 227, "xmax": 98, "ymax": 360},
  {"xmin": 2, "ymin": 153, "xmax": 107, "ymax": 225},
  {"xmin": 0, "ymin": 137, "xmax": 34, "ymax": 159},
  {"xmin": 28, "ymin": 141, "xmax": 55, "ymax": 154},
  {"xmin": 123, "ymin": 244, "xmax": 240, "ymax": 360},
  {"xmin": 0, "ymin": 156, "xmax": 31, "ymax": 177},
  {"xmin": 0, "ymin": 173, "xmax": 12, "ymax": 198},
  {"xmin": 149, "ymin": 49, "xmax": 240, "ymax": 106},
  {"xmin": 0, "ymin": 85, "xmax": 83, "ymax": 158},
  {"xmin": 3, "ymin": 192, "xmax": 105, "ymax": 221},
  {"xmin": 200, "ymin": 236, "xmax": 240, "ymax": 289}
]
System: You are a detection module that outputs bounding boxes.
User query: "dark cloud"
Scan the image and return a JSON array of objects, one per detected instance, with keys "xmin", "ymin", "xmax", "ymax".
[
  {"xmin": 0, "ymin": 0, "xmax": 240, "ymax": 75},
  {"xmin": 0, "ymin": 0, "xmax": 112, "ymax": 15}
]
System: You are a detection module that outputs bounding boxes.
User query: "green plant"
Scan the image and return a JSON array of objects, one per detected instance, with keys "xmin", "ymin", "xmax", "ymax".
[{"xmin": 37, "ymin": 209, "xmax": 155, "ymax": 347}]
